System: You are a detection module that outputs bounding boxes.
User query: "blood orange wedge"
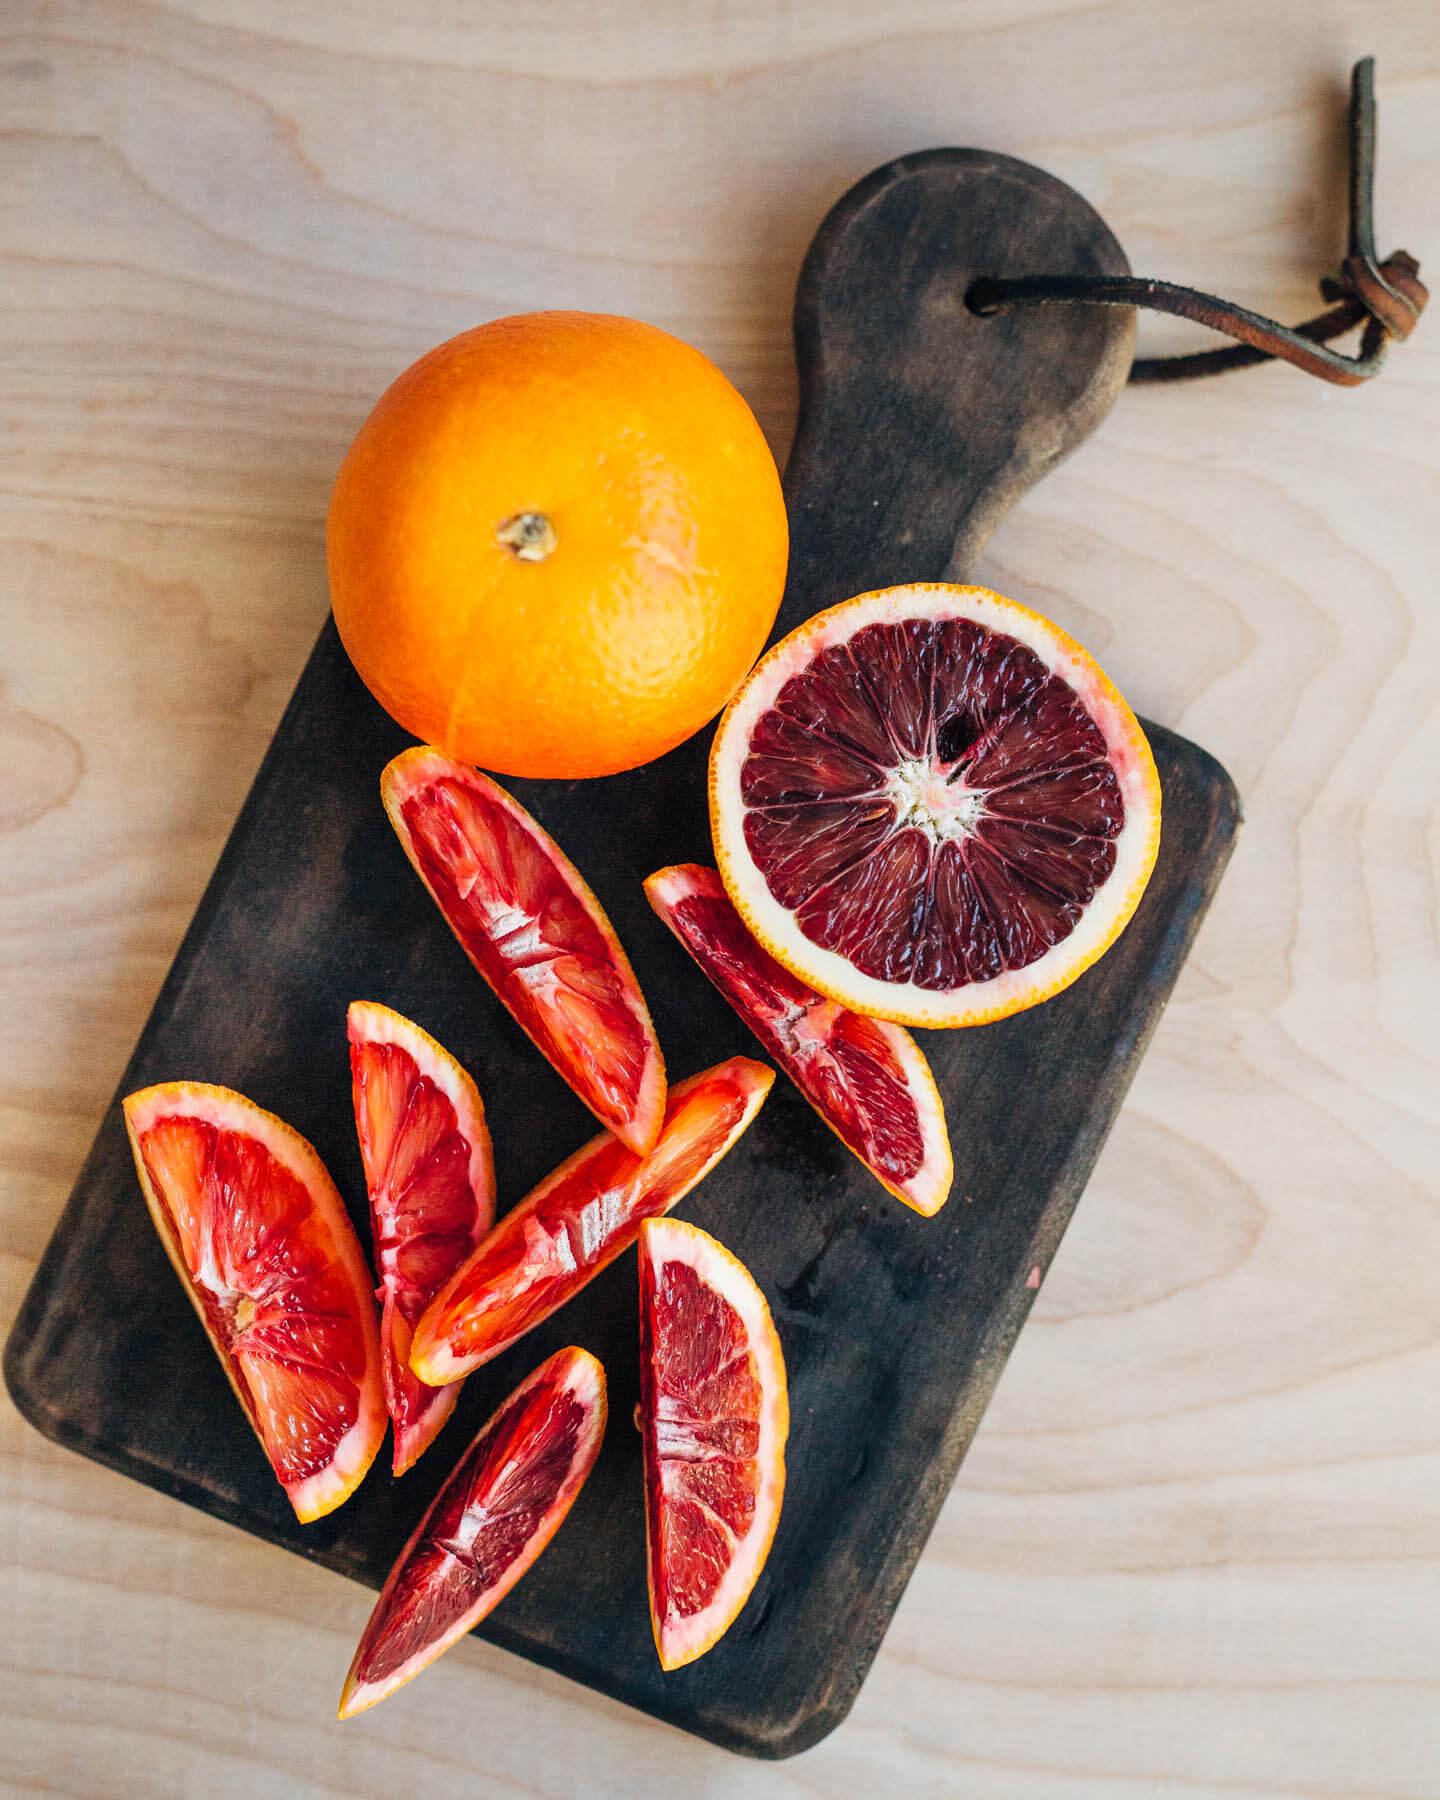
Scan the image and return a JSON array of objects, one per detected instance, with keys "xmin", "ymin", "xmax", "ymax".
[
  {"xmin": 638, "ymin": 1217, "xmax": 787, "ymax": 1670},
  {"xmin": 710, "ymin": 584, "xmax": 1163, "ymax": 1028},
  {"xmin": 122, "ymin": 1082, "xmax": 385, "ymax": 1523},
  {"xmin": 645, "ymin": 864, "xmax": 951, "ymax": 1215},
  {"xmin": 410, "ymin": 1057, "xmax": 773, "ymax": 1388},
  {"xmin": 338, "ymin": 1344, "xmax": 606, "ymax": 1718},
  {"xmin": 348, "ymin": 1002, "xmax": 495, "ymax": 1476},
  {"xmin": 382, "ymin": 746, "xmax": 665, "ymax": 1154}
]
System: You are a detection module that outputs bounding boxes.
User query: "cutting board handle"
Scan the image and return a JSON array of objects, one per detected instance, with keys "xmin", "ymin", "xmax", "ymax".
[{"xmin": 777, "ymin": 149, "xmax": 1135, "ymax": 635}]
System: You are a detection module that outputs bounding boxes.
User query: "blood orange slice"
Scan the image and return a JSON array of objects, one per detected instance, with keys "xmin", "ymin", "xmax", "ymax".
[
  {"xmin": 338, "ymin": 1344, "xmax": 606, "ymax": 1718},
  {"xmin": 645, "ymin": 864, "xmax": 952, "ymax": 1215},
  {"xmin": 710, "ymin": 584, "xmax": 1163, "ymax": 1028},
  {"xmin": 382, "ymin": 745, "xmax": 666, "ymax": 1154},
  {"xmin": 122, "ymin": 1082, "xmax": 385, "ymax": 1523},
  {"xmin": 638, "ymin": 1217, "xmax": 787, "ymax": 1670},
  {"xmin": 410, "ymin": 1057, "xmax": 773, "ymax": 1388},
  {"xmin": 348, "ymin": 1002, "xmax": 495, "ymax": 1475}
]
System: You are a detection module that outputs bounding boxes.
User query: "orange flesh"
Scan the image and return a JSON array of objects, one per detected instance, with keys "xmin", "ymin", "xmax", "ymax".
[
  {"xmin": 137, "ymin": 1116, "xmax": 368, "ymax": 1487},
  {"xmin": 350, "ymin": 1037, "xmax": 487, "ymax": 1470},
  {"xmin": 412, "ymin": 1063, "xmax": 768, "ymax": 1383}
]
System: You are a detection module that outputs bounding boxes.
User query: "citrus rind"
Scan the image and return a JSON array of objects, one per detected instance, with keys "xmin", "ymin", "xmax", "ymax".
[{"xmin": 327, "ymin": 311, "xmax": 788, "ymax": 781}]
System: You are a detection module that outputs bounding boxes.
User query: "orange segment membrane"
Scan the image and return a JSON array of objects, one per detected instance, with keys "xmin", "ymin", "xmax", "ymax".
[
  {"xmin": 351, "ymin": 1372, "xmax": 585, "ymax": 1686},
  {"xmin": 399, "ymin": 776, "xmax": 648, "ymax": 1128},
  {"xmin": 643, "ymin": 1258, "xmax": 761, "ymax": 1618},
  {"xmin": 740, "ymin": 619, "xmax": 1124, "ymax": 986},
  {"xmin": 661, "ymin": 882, "xmax": 924, "ymax": 1186},
  {"xmin": 138, "ymin": 1116, "xmax": 364, "ymax": 1484}
]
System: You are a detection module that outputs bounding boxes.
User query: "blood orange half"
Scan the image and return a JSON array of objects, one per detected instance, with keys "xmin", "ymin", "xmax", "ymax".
[
  {"xmin": 122, "ymin": 1082, "xmax": 385, "ymax": 1523},
  {"xmin": 710, "ymin": 584, "xmax": 1162, "ymax": 1028},
  {"xmin": 645, "ymin": 864, "xmax": 951, "ymax": 1214},
  {"xmin": 338, "ymin": 1344, "xmax": 606, "ymax": 1718},
  {"xmin": 410, "ymin": 1057, "xmax": 774, "ymax": 1388},
  {"xmin": 382, "ymin": 746, "xmax": 666, "ymax": 1154},
  {"xmin": 348, "ymin": 1002, "xmax": 495, "ymax": 1475},
  {"xmin": 638, "ymin": 1217, "xmax": 787, "ymax": 1670}
]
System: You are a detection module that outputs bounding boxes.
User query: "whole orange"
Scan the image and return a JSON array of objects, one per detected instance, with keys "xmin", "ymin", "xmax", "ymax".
[{"xmin": 327, "ymin": 312, "xmax": 788, "ymax": 779}]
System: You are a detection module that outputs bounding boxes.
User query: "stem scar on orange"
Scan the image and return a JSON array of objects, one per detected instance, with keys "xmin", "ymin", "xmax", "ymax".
[{"xmin": 327, "ymin": 311, "xmax": 789, "ymax": 781}]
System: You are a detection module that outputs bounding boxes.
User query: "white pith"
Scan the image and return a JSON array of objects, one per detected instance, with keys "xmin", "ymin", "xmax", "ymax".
[
  {"xmin": 122, "ymin": 1081, "xmax": 386, "ymax": 1523},
  {"xmin": 639, "ymin": 1218, "xmax": 788, "ymax": 1670},
  {"xmin": 884, "ymin": 757, "xmax": 986, "ymax": 842},
  {"xmin": 710, "ymin": 584, "xmax": 1163, "ymax": 1028},
  {"xmin": 338, "ymin": 1347, "xmax": 607, "ymax": 1718}
]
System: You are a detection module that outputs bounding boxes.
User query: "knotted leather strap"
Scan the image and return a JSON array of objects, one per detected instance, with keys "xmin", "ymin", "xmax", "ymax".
[{"xmin": 967, "ymin": 60, "xmax": 1426, "ymax": 387}]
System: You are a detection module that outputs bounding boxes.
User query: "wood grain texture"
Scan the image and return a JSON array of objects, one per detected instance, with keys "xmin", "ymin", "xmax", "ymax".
[{"xmin": 2, "ymin": 1, "xmax": 1437, "ymax": 1793}]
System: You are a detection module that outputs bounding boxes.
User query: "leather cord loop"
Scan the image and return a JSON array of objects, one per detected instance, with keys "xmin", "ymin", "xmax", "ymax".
[{"xmin": 967, "ymin": 59, "xmax": 1426, "ymax": 386}]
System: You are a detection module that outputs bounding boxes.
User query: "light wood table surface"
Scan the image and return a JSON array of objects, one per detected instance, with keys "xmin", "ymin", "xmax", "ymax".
[{"xmin": 4, "ymin": 4, "xmax": 1438, "ymax": 1794}]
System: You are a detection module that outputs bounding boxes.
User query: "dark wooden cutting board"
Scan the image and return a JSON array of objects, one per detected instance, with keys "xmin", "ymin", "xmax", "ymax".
[{"xmin": 6, "ymin": 148, "xmax": 1239, "ymax": 1757}]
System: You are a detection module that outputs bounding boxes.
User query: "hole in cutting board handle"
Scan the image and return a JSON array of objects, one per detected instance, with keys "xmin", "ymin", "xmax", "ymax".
[{"xmin": 775, "ymin": 147, "xmax": 1135, "ymax": 638}]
